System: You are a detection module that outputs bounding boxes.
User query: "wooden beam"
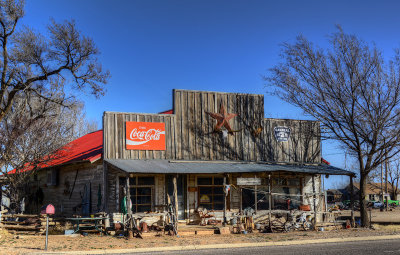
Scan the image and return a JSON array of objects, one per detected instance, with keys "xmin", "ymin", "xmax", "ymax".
[
  {"xmin": 254, "ymin": 184, "xmax": 257, "ymax": 214},
  {"xmin": 126, "ymin": 176, "xmax": 133, "ymax": 239},
  {"xmin": 223, "ymin": 176, "xmax": 227, "ymax": 226},
  {"xmin": 126, "ymin": 176, "xmax": 131, "ymax": 215},
  {"xmin": 312, "ymin": 175, "xmax": 317, "ymax": 230},
  {"xmin": 240, "ymin": 187, "xmax": 243, "ymax": 215},
  {"xmin": 103, "ymin": 162, "xmax": 108, "ymax": 213},
  {"xmin": 268, "ymin": 173, "xmax": 272, "ymax": 230},
  {"xmin": 173, "ymin": 175, "xmax": 178, "ymax": 224}
]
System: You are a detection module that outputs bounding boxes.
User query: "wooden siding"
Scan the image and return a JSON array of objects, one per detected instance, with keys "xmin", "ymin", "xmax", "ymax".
[
  {"xmin": 263, "ymin": 118, "xmax": 320, "ymax": 163},
  {"xmin": 103, "ymin": 90, "xmax": 320, "ymax": 163},
  {"xmin": 25, "ymin": 162, "xmax": 104, "ymax": 216},
  {"xmin": 103, "ymin": 112, "xmax": 176, "ymax": 160}
]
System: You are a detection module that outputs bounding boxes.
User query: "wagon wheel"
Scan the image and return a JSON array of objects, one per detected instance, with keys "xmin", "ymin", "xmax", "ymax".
[
  {"xmin": 270, "ymin": 218, "xmax": 286, "ymax": 232},
  {"xmin": 284, "ymin": 222, "xmax": 293, "ymax": 232},
  {"xmin": 302, "ymin": 221, "xmax": 313, "ymax": 231}
]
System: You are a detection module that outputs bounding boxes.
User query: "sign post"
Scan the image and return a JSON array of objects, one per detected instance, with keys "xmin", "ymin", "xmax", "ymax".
[
  {"xmin": 41, "ymin": 204, "xmax": 55, "ymax": 251},
  {"xmin": 45, "ymin": 215, "xmax": 49, "ymax": 250}
]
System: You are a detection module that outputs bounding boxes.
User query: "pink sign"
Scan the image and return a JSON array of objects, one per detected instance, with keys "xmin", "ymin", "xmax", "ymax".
[{"xmin": 41, "ymin": 204, "xmax": 55, "ymax": 215}]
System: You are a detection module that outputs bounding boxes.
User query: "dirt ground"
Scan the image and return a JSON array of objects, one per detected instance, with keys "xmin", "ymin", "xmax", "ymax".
[
  {"xmin": 1, "ymin": 209, "xmax": 400, "ymax": 255},
  {"xmin": 0, "ymin": 225, "xmax": 400, "ymax": 255}
]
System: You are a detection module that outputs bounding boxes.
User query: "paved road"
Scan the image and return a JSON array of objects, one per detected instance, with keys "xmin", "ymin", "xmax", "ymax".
[{"xmin": 130, "ymin": 239, "xmax": 400, "ymax": 255}]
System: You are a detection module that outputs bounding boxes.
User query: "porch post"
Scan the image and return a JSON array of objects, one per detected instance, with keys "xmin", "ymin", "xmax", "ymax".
[
  {"xmin": 312, "ymin": 175, "xmax": 317, "ymax": 230},
  {"xmin": 126, "ymin": 175, "xmax": 133, "ymax": 239},
  {"xmin": 254, "ymin": 184, "xmax": 258, "ymax": 215},
  {"xmin": 223, "ymin": 176, "xmax": 227, "ymax": 226},
  {"xmin": 268, "ymin": 173, "xmax": 272, "ymax": 229},
  {"xmin": 103, "ymin": 162, "xmax": 108, "ymax": 213},
  {"xmin": 239, "ymin": 187, "xmax": 243, "ymax": 215},
  {"xmin": 350, "ymin": 175, "xmax": 355, "ymax": 227},
  {"xmin": 126, "ymin": 176, "xmax": 131, "ymax": 215},
  {"xmin": 173, "ymin": 175, "xmax": 178, "ymax": 223}
]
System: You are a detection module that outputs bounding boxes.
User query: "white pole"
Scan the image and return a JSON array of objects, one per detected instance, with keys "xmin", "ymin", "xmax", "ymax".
[{"xmin": 45, "ymin": 214, "xmax": 49, "ymax": 250}]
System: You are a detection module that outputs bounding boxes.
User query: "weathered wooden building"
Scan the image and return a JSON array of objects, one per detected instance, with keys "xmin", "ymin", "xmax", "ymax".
[{"xmin": 25, "ymin": 89, "xmax": 353, "ymax": 223}]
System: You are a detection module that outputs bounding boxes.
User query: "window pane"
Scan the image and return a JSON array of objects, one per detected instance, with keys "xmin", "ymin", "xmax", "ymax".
[
  {"xmin": 214, "ymin": 187, "xmax": 224, "ymax": 194},
  {"xmin": 137, "ymin": 196, "xmax": 152, "ymax": 204},
  {"xmin": 198, "ymin": 177, "xmax": 212, "ymax": 185},
  {"xmin": 199, "ymin": 203, "xmax": 212, "ymax": 210},
  {"xmin": 241, "ymin": 188, "xmax": 255, "ymax": 210},
  {"xmin": 137, "ymin": 187, "xmax": 151, "ymax": 195},
  {"xmin": 288, "ymin": 178, "xmax": 300, "ymax": 186},
  {"xmin": 120, "ymin": 177, "xmax": 127, "ymax": 186},
  {"xmin": 257, "ymin": 188, "xmax": 270, "ymax": 210},
  {"xmin": 137, "ymin": 205, "xmax": 151, "ymax": 212},
  {"xmin": 129, "ymin": 188, "xmax": 136, "ymax": 196},
  {"xmin": 214, "ymin": 178, "xmax": 223, "ymax": 185},
  {"xmin": 129, "ymin": 177, "xmax": 136, "ymax": 185},
  {"xmin": 199, "ymin": 186, "xmax": 212, "ymax": 194},
  {"xmin": 214, "ymin": 203, "xmax": 224, "ymax": 210},
  {"xmin": 138, "ymin": 177, "xmax": 155, "ymax": 185},
  {"xmin": 213, "ymin": 195, "xmax": 224, "ymax": 203},
  {"xmin": 273, "ymin": 178, "xmax": 286, "ymax": 186}
]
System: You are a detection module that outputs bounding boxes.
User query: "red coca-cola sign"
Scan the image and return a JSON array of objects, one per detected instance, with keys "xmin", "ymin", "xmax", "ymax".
[{"xmin": 126, "ymin": 122, "xmax": 166, "ymax": 150}]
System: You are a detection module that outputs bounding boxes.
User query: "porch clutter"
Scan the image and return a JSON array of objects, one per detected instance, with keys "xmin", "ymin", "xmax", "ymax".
[{"xmin": 197, "ymin": 207, "xmax": 216, "ymax": 226}]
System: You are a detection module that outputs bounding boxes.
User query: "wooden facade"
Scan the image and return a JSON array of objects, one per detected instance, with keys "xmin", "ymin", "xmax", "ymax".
[
  {"xmin": 103, "ymin": 89, "xmax": 320, "ymax": 163},
  {"xmin": 22, "ymin": 89, "xmax": 326, "ymax": 221},
  {"xmin": 101, "ymin": 89, "xmax": 324, "ymax": 222}
]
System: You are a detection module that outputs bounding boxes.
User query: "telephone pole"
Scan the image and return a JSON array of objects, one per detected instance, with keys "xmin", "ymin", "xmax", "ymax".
[
  {"xmin": 381, "ymin": 163, "xmax": 384, "ymax": 202},
  {"xmin": 385, "ymin": 146, "xmax": 389, "ymax": 211}
]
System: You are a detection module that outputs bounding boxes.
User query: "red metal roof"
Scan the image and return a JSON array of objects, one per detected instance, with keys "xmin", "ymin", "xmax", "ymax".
[
  {"xmin": 321, "ymin": 158, "xmax": 331, "ymax": 165},
  {"xmin": 159, "ymin": 109, "xmax": 173, "ymax": 114},
  {"xmin": 9, "ymin": 130, "xmax": 103, "ymax": 173},
  {"xmin": 52, "ymin": 130, "xmax": 103, "ymax": 165}
]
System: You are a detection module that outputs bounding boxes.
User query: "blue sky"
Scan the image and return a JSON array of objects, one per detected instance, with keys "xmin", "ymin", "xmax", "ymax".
[{"xmin": 22, "ymin": 0, "xmax": 400, "ymax": 188}]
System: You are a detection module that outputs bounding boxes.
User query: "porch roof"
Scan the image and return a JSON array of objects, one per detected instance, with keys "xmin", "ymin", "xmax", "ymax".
[{"xmin": 105, "ymin": 159, "xmax": 355, "ymax": 176}]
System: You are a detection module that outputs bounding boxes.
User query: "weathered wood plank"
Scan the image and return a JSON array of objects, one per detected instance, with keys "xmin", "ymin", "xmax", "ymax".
[{"xmin": 188, "ymin": 91, "xmax": 195, "ymax": 159}]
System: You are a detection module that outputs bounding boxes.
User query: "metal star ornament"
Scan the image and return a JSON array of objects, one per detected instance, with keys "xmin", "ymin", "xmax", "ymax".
[{"xmin": 205, "ymin": 104, "xmax": 238, "ymax": 134}]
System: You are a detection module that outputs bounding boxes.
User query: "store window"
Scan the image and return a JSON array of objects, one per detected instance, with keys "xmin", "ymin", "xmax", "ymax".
[
  {"xmin": 242, "ymin": 186, "xmax": 271, "ymax": 210},
  {"xmin": 197, "ymin": 176, "xmax": 224, "ymax": 210},
  {"xmin": 129, "ymin": 176, "xmax": 155, "ymax": 212},
  {"xmin": 271, "ymin": 177, "xmax": 302, "ymax": 210}
]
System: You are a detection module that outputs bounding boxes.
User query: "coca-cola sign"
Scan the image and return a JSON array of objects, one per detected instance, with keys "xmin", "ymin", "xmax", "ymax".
[{"xmin": 126, "ymin": 122, "xmax": 166, "ymax": 150}]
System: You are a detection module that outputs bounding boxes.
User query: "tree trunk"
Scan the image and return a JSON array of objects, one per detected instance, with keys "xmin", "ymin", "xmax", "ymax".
[{"xmin": 359, "ymin": 174, "xmax": 369, "ymax": 227}]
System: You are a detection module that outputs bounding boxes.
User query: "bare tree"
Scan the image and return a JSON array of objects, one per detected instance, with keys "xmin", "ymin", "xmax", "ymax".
[
  {"xmin": 0, "ymin": 0, "xmax": 109, "ymax": 123},
  {"xmin": 72, "ymin": 113, "xmax": 99, "ymax": 139},
  {"xmin": 266, "ymin": 26, "xmax": 400, "ymax": 226},
  {"xmin": 370, "ymin": 159, "xmax": 400, "ymax": 200},
  {"xmin": 0, "ymin": 0, "xmax": 108, "ymax": 212},
  {"xmin": 0, "ymin": 90, "xmax": 88, "ymax": 212},
  {"xmin": 388, "ymin": 161, "xmax": 400, "ymax": 200}
]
